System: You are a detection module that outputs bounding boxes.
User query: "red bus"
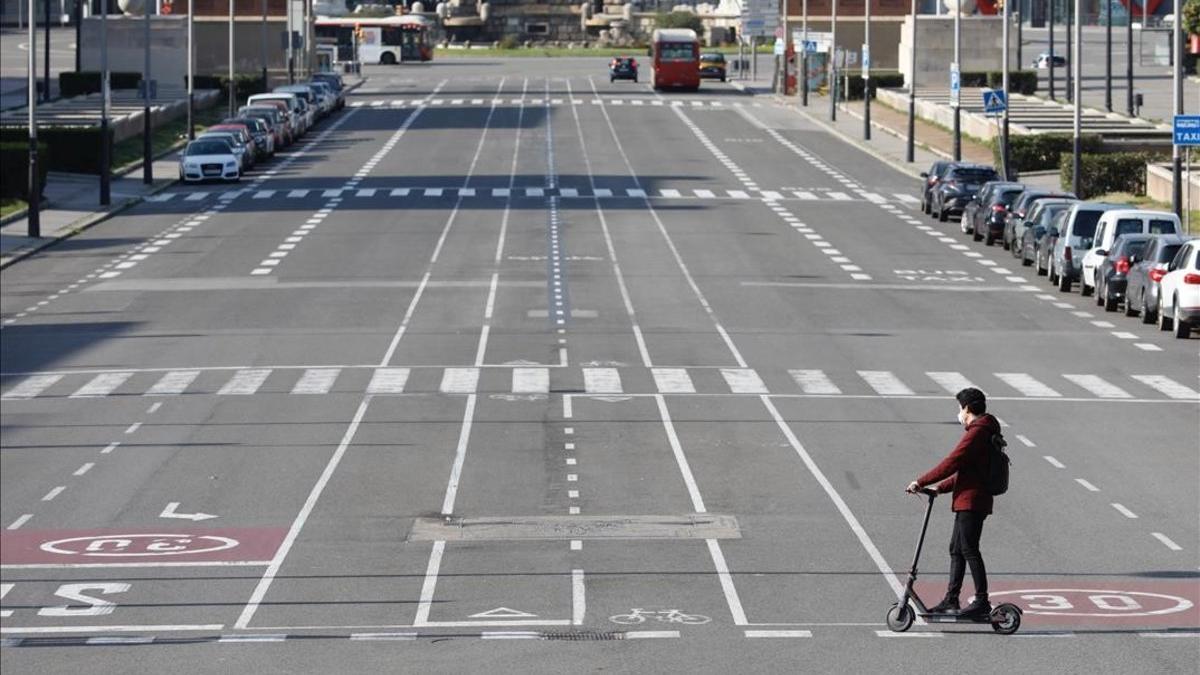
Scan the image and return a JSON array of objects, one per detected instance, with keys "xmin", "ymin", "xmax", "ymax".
[{"xmin": 650, "ymin": 28, "xmax": 700, "ymax": 91}]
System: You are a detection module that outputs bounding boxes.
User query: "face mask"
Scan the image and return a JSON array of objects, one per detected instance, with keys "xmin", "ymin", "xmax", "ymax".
[{"xmin": 957, "ymin": 408, "xmax": 968, "ymax": 427}]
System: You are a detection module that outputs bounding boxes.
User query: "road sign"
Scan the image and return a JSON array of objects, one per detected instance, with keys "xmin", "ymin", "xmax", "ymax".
[
  {"xmin": 774, "ymin": 38, "xmax": 785, "ymax": 56},
  {"xmin": 950, "ymin": 63, "xmax": 961, "ymax": 107},
  {"xmin": 982, "ymin": 89, "xmax": 1007, "ymax": 115},
  {"xmin": 795, "ymin": 31, "xmax": 831, "ymax": 53},
  {"xmin": 1173, "ymin": 115, "xmax": 1200, "ymax": 146}
]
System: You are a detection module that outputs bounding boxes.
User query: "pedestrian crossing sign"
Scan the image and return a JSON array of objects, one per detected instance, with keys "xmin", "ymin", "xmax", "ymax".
[{"xmin": 982, "ymin": 89, "xmax": 1007, "ymax": 115}]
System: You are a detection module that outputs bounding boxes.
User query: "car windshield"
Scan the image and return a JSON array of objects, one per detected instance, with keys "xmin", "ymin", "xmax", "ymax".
[
  {"xmin": 1158, "ymin": 244, "xmax": 1183, "ymax": 262},
  {"xmin": 1040, "ymin": 204, "xmax": 1069, "ymax": 223},
  {"xmin": 951, "ymin": 168, "xmax": 999, "ymax": 182},
  {"xmin": 1071, "ymin": 210, "xmax": 1104, "ymax": 238},
  {"xmin": 701, "ymin": 54, "xmax": 724, "ymax": 62},
  {"xmin": 1149, "ymin": 219, "xmax": 1178, "ymax": 234},
  {"xmin": 996, "ymin": 189, "xmax": 1022, "ymax": 205},
  {"xmin": 203, "ymin": 134, "xmax": 242, "ymax": 147},
  {"xmin": 1117, "ymin": 240, "xmax": 1150, "ymax": 257},
  {"xmin": 186, "ymin": 142, "xmax": 230, "ymax": 156}
]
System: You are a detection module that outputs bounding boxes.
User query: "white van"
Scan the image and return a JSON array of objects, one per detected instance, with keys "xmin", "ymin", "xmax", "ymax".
[
  {"xmin": 1081, "ymin": 209, "xmax": 1181, "ymax": 295},
  {"xmin": 248, "ymin": 93, "xmax": 306, "ymax": 135}
]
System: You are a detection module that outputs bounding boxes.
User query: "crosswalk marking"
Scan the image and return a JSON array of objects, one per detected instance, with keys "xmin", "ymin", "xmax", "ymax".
[
  {"xmin": 253, "ymin": 190, "xmax": 275, "ymax": 199},
  {"xmin": 616, "ymin": 189, "xmax": 634, "ymax": 197},
  {"xmin": 146, "ymin": 370, "xmax": 200, "ymax": 396},
  {"xmin": 2, "ymin": 374, "xmax": 64, "ymax": 400},
  {"xmin": 356, "ymin": 188, "xmax": 377, "ymax": 198},
  {"xmin": 367, "ymin": 368, "xmax": 409, "ymax": 394},
  {"xmin": 440, "ymin": 368, "xmax": 480, "ymax": 393},
  {"xmin": 728, "ymin": 190, "xmax": 750, "ymax": 199},
  {"xmin": 652, "ymin": 368, "xmax": 696, "ymax": 394},
  {"xmin": 390, "ymin": 188, "xmax": 411, "ymax": 197},
  {"xmin": 70, "ymin": 372, "xmax": 133, "ymax": 398},
  {"xmin": 424, "ymin": 188, "xmax": 443, "ymax": 197},
  {"xmin": 1062, "ymin": 374, "xmax": 1131, "ymax": 399},
  {"xmin": 583, "ymin": 368, "xmax": 622, "ymax": 394},
  {"xmin": 660, "ymin": 189, "xmax": 681, "ymax": 198},
  {"xmin": 995, "ymin": 373, "xmax": 1061, "ymax": 398},
  {"xmin": 789, "ymin": 369, "xmax": 841, "ymax": 394},
  {"xmin": 858, "ymin": 370, "xmax": 915, "ymax": 396},
  {"xmin": 512, "ymin": 367, "xmax": 550, "ymax": 394},
  {"xmin": 828, "ymin": 192, "xmax": 852, "ymax": 201},
  {"xmin": 860, "ymin": 192, "xmax": 886, "ymax": 203},
  {"xmin": 459, "ymin": 188, "xmax": 476, "ymax": 197},
  {"xmin": 559, "ymin": 188, "xmax": 579, "ymax": 197},
  {"xmin": 1131, "ymin": 375, "xmax": 1199, "ymax": 400},
  {"xmin": 721, "ymin": 368, "xmax": 768, "ymax": 394},
  {"xmin": 292, "ymin": 368, "xmax": 340, "ymax": 395},
  {"xmin": 217, "ymin": 369, "xmax": 272, "ymax": 396},
  {"xmin": 894, "ymin": 193, "xmax": 921, "ymax": 204},
  {"xmin": 760, "ymin": 191, "xmax": 784, "ymax": 201},
  {"xmin": 288, "ymin": 189, "xmax": 309, "ymax": 198},
  {"xmin": 526, "ymin": 188, "xmax": 544, "ymax": 197},
  {"xmin": 694, "ymin": 189, "xmax": 715, "ymax": 198},
  {"xmin": 926, "ymin": 371, "xmax": 976, "ymax": 394},
  {"xmin": 492, "ymin": 188, "xmax": 510, "ymax": 197},
  {"xmin": 793, "ymin": 191, "xmax": 818, "ymax": 200}
]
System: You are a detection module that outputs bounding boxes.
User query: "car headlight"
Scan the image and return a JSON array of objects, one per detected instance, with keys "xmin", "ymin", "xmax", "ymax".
[{"xmin": 225, "ymin": 161, "xmax": 238, "ymax": 169}]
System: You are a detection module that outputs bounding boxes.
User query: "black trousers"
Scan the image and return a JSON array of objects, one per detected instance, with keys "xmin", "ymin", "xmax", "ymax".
[{"xmin": 946, "ymin": 510, "xmax": 988, "ymax": 599}]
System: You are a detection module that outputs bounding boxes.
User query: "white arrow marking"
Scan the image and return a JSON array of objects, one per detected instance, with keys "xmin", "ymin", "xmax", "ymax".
[
  {"xmin": 469, "ymin": 607, "xmax": 538, "ymax": 619},
  {"xmin": 159, "ymin": 503, "xmax": 218, "ymax": 521}
]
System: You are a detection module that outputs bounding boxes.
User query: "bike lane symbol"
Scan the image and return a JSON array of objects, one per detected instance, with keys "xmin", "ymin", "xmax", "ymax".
[{"xmin": 609, "ymin": 608, "xmax": 711, "ymax": 625}]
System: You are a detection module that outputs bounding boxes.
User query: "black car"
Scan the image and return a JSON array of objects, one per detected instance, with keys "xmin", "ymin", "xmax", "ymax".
[
  {"xmin": 1125, "ymin": 234, "xmax": 1188, "ymax": 322},
  {"xmin": 919, "ymin": 161, "xmax": 957, "ymax": 215},
  {"xmin": 963, "ymin": 181, "xmax": 1022, "ymax": 238},
  {"xmin": 1001, "ymin": 189, "xmax": 1076, "ymax": 249},
  {"xmin": 931, "ymin": 164, "xmax": 1000, "ymax": 222},
  {"xmin": 1095, "ymin": 234, "xmax": 1155, "ymax": 312},
  {"xmin": 610, "ymin": 57, "xmax": 638, "ymax": 82},
  {"xmin": 1018, "ymin": 199, "xmax": 1075, "ymax": 267}
]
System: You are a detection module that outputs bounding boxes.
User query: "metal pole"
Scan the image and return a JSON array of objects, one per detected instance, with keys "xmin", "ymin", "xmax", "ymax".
[
  {"xmin": 1017, "ymin": 0, "xmax": 1023, "ymax": 68},
  {"xmin": 73, "ymin": 0, "xmax": 81, "ymax": 72},
  {"xmin": 287, "ymin": 0, "xmax": 294, "ymax": 84},
  {"xmin": 801, "ymin": 0, "xmax": 808, "ymax": 106},
  {"xmin": 952, "ymin": 1, "xmax": 960, "ymax": 160},
  {"xmin": 100, "ymin": 0, "xmax": 109, "ymax": 205},
  {"xmin": 187, "ymin": 0, "xmax": 194, "ymax": 139},
  {"xmin": 28, "ymin": 0, "xmax": 41, "ymax": 237},
  {"xmin": 1173, "ymin": 0, "xmax": 1183, "ymax": 217},
  {"xmin": 302, "ymin": 0, "xmax": 309, "ymax": 78},
  {"xmin": 43, "ymin": 0, "xmax": 50, "ymax": 101},
  {"xmin": 1104, "ymin": 0, "xmax": 1111, "ymax": 111},
  {"xmin": 229, "ymin": 0, "xmax": 236, "ymax": 117},
  {"xmin": 863, "ymin": 0, "xmax": 871, "ymax": 139},
  {"xmin": 1065, "ymin": 0, "xmax": 1071, "ymax": 103},
  {"xmin": 906, "ymin": 0, "xmax": 917, "ymax": 163},
  {"xmin": 753, "ymin": 36, "xmax": 758, "ymax": 80},
  {"xmin": 261, "ymin": 0, "xmax": 268, "ymax": 90},
  {"xmin": 1049, "ymin": 0, "xmax": 1055, "ymax": 100},
  {"xmin": 830, "ymin": 0, "xmax": 837, "ymax": 121},
  {"xmin": 1003, "ymin": 0, "xmax": 1011, "ymax": 179},
  {"xmin": 143, "ymin": 0, "xmax": 152, "ymax": 184},
  {"xmin": 1071, "ymin": 0, "xmax": 1081, "ymax": 195},
  {"xmin": 1125, "ymin": 0, "xmax": 1132, "ymax": 115}
]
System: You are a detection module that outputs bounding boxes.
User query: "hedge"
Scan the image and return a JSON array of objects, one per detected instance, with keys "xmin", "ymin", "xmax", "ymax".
[
  {"xmin": 991, "ymin": 133, "xmax": 1104, "ymax": 175},
  {"xmin": 0, "ymin": 127, "xmax": 113, "ymax": 174},
  {"xmin": 186, "ymin": 74, "xmax": 267, "ymax": 101},
  {"xmin": 960, "ymin": 70, "xmax": 1038, "ymax": 95},
  {"xmin": 844, "ymin": 73, "xmax": 905, "ymax": 100},
  {"xmin": 59, "ymin": 71, "xmax": 142, "ymax": 97},
  {"xmin": 1058, "ymin": 151, "xmax": 1165, "ymax": 200},
  {"xmin": 0, "ymin": 141, "xmax": 49, "ymax": 200}
]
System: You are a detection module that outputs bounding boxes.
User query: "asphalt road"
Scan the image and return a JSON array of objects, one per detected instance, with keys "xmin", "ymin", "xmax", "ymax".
[{"xmin": 1, "ymin": 58, "xmax": 1197, "ymax": 674}]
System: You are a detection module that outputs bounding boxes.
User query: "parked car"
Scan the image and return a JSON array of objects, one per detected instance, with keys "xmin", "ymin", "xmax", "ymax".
[
  {"xmin": 1002, "ymin": 189, "xmax": 1076, "ymax": 250},
  {"xmin": 1035, "ymin": 210, "xmax": 1068, "ymax": 276},
  {"xmin": 221, "ymin": 118, "xmax": 274, "ymax": 158},
  {"xmin": 1094, "ymin": 234, "xmax": 1155, "ymax": 312},
  {"xmin": 178, "ymin": 138, "xmax": 240, "ymax": 182},
  {"xmin": 311, "ymin": 72, "xmax": 346, "ymax": 109},
  {"xmin": 276, "ymin": 84, "xmax": 324, "ymax": 120},
  {"xmin": 1033, "ymin": 52, "xmax": 1067, "ymax": 69},
  {"xmin": 919, "ymin": 160, "xmax": 957, "ymax": 215},
  {"xmin": 308, "ymin": 81, "xmax": 339, "ymax": 113},
  {"xmin": 1125, "ymin": 234, "xmax": 1188, "ymax": 323},
  {"xmin": 609, "ymin": 56, "xmax": 639, "ymax": 82},
  {"xmin": 961, "ymin": 181, "xmax": 1022, "ymax": 236},
  {"xmin": 931, "ymin": 164, "xmax": 1000, "ymax": 222},
  {"xmin": 1049, "ymin": 202, "xmax": 1125, "ymax": 292},
  {"xmin": 1018, "ymin": 199, "xmax": 1076, "ymax": 267},
  {"xmin": 1156, "ymin": 239, "xmax": 1200, "ymax": 337},
  {"xmin": 248, "ymin": 93, "xmax": 305, "ymax": 135},
  {"xmin": 1080, "ymin": 209, "xmax": 1181, "ymax": 296},
  {"xmin": 698, "ymin": 53, "xmax": 727, "ymax": 81},
  {"xmin": 198, "ymin": 131, "xmax": 252, "ymax": 170},
  {"xmin": 209, "ymin": 123, "xmax": 260, "ymax": 161},
  {"xmin": 241, "ymin": 103, "xmax": 293, "ymax": 145}
]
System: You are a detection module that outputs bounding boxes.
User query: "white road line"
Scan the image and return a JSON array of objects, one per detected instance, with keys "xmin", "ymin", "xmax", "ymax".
[
  {"xmin": 2, "ymin": 374, "xmax": 63, "ymax": 399},
  {"xmin": 234, "ymin": 396, "xmax": 374, "ymax": 629},
  {"xmin": 1075, "ymin": 478, "xmax": 1100, "ymax": 492},
  {"xmin": 652, "ymin": 368, "xmax": 696, "ymax": 394},
  {"xmin": 858, "ymin": 371, "xmax": 914, "ymax": 396},
  {"xmin": 101, "ymin": 442, "xmax": 120, "ymax": 453},
  {"xmin": 583, "ymin": 367, "xmax": 622, "ymax": 393},
  {"xmin": 6, "ymin": 514, "xmax": 33, "ymax": 530},
  {"xmin": 707, "ymin": 538, "xmax": 749, "ymax": 625},
  {"xmin": 572, "ymin": 569, "xmax": 585, "ymax": 625},
  {"xmin": 41, "ymin": 486, "xmax": 65, "ymax": 501},
  {"xmin": 926, "ymin": 371, "xmax": 976, "ymax": 394},
  {"xmin": 1062, "ymin": 374, "xmax": 1131, "ymax": 399},
  {"xmin": 1015, "ymin": 434, "xmax": 1036, "ymax": 447},
  {"xmin": 412, "ymin": 540, "xmax": 445, "ymax": 626},
  {"xmin": 1151, "ymin": 532, "xmax": 1183, "ymax": 551},
  {"xmin": 1131, "ymin": 375, "xmax": 1199, "ymax": 400},
  {"xmin": 367, "ymin": 367, "xmax": 410, "ymax": 394},
  {"xmin": 1043, "ymin": 455, "xmax": 1065, "ymax": 469},
  {"xmin": 350, "ymin": 632, "xmax": 418, "ymax": 641},
  {"xmin": 793, "ymin": 191, "xmax": 818, "ymax": 200},
  {"xmin": 1111, "ymin": 503, "xmax": 1138, "ymax": 519},
  {"xmin": 790, "ymin": 369, "xmax": 841, "ymax": 394},
  {"xmin": 875, "ymin": 630, "xmax": 944, "ymax": 638},
  {"xmin": 660, "ymin": 188, "xmax": 681, "ymax": 198},
  {"xmin": 482, "ymin": 632, "xmax": 541, "ymax": 640},
  {"xmin": 440, "ymin": 368, "xmax": 480, "ymax": 393},
  {"xmin": 291, "ymin": 368, "xmax": 340, "ymax": 395},
  {"xmin": 626, "ymin": 631, "xmax": 680, "ymax": 639},
  {"xmin": 145, "ymin": 370, "xmax": 200, "ymax": 396},
  {"xmin": 73, "ymin": 462, "xmax": 94, "ymax": 476},
  {"xmin": 721, "ymin": 368, "xmax": 768, "ymax": 394},
  {"xmin": 828, "ymin": 191, "xmax": 852, "ymax": 200},
  {"xmin": 69, "ymin": 372, "xmax": 133, "ymax": 398},
  {"xmin": 217, "ymin": 369, "xmax": 272, "ymax": 395},
  {"xmin": 85, "ymin": 636, "xmax": 154, "ymax": 645},
  {"xmin": 219, "ymin": 634, "xmax": 286, "ymax": 643},
  {"xmin": 0, "ymin": 624, "xmax": 224, "ymax": 634},
  {"xmin": 744, "ymin": 630, "xmax": 812, "ymax": 638},
  {"xmin": 440, "ymin": 393, "xmax": 478, "ymax": 515},
  {"xmin": 995, "ymin": 372, "xmax": 1061, "ymax": 397},
  {"xmin": 512, "ymin": 367, "xmax": 550, "ymax": 394}
]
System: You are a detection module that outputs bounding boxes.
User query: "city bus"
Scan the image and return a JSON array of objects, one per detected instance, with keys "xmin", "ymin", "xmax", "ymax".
[
  {"xmin": 650, "ymin": 28, "xmax": 700, "ymax": 91},
  {"xmin": 314, "ymin": 15, "xmax": 435, "ymax": 64}
]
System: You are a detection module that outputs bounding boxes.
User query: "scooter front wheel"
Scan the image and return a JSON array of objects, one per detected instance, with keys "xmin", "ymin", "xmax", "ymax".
[
  {"xmin": 990, "ymin": 603, "xmax": 1022, "ymax": 634},
  {"xmin": 886, "ymin": 603, "xmax": 914, "ymax": 632}
]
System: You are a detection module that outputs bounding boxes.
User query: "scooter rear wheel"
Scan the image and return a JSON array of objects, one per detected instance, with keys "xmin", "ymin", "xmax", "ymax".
[
  {"xmin": 886, "ymin": 603, "xmax": 914, "ymax": 632},
  {"xmin": 990, "ymin": 603, "xmax": 1021, "ymax": 634}
]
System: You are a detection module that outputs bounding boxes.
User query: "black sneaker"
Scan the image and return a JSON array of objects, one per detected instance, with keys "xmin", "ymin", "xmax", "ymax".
[
  {"xmin": 959, "ymin": 596, "xmax": 991, "ymax": 617},
  {"xmin": 928, "ymin": 596, "xmax": 960, "ymax": 614}
]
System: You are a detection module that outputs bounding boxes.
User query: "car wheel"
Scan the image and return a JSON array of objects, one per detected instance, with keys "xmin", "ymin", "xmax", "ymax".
[
  {"xmin": 1080, "ymin": 279, "xmax": 1092, "ymax": 297},
  {"xmin": 938, "ymin": 207, "xmax": 947, "ymax": 222},
  {"xmin": 1103, "ymin": 284, "xmax": 1118, "ymax": 312},
  {"xmin": 1123, "ymin": 292, "xmax": 1138, "ymax": 317},
  {"xmin": 1036, "ymin": 254, "xmax": 1046, "ymax": 275},
  {"xmin": 720, "ymin": 75, "xmax": 726, "ymax": 82},
  {"xmin": 1173, "ymin": 299, "xmax": 1190, "ymax": 338},
  {"xmin": 1048, "ymin": 262, "xmax": 1058, "ymax": 284},
  {"xmin": 1021, "ymin": 248, "xmax": 1033, "ymax": 266},
  {"xmin": 984, "ymin": 232, "xmax": 994, "ymax": 246},
  {"xmin": 1058, "ymin": 268, "xmax": 1071, "ymax": 292},
  {"xmin": 1157, "ymin": 297, "xmax": 1173, "ymax": 331},
  {"xmin": 921, "ymin": 198, "xmax": 929, "ymax": 214},
  {"xmin": 1141, "ymin": 291, "xmax": 1155, "ymax": 324}
]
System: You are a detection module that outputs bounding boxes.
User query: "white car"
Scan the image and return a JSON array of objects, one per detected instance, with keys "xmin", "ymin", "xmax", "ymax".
[
  {"xmin": 1156, "ymin": 238, "xmax": 1200, "ymax": 338},
  {"xmin": 1080, "ymin": 209, "xmax": 1180, "ymax": 295},
  {"xmin": 179, "ymin": 139, "xmax": 240, "ymax": 182}
]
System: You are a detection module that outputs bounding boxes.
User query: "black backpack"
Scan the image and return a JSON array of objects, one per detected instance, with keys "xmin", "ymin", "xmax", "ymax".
[{"xmin": 987, "ymin": 433, "xmax": 1011, "ymax": 496}]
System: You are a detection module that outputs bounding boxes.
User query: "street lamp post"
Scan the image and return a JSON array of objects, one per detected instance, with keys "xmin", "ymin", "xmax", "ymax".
[
  {"xmin": 100, "ymin": 0, "xmax": 110, "ymax": 205},
  {"xmin": 1002, "ymin": 0, "xmax": 1011, "ymax": 179},
  {"xmin": 1049, "ymin": 0, "xmax": 1055, "ymax": 100},
  {"xmin": 142, "ymin": 0, "xmax": 152, "ymax": 184},
  {"xmin": 261, "ymin": 0, "xmax": 268, "ymax": 90},
  {"xmin": 906, "ymin": 0, "xmax": 917, "ymax": 163},
  {"xmin": 43, "ymin": 0, "xmax": 50, "ymax": 102},
  {"xmin": 863, "ymin": 0, "xmax": 871, "ymax": 140},
  {"xmin": 1104, "ymin": 0, "xmax": 1111, "ymax": 111},
  {"xmin": 1071, "ymin": 0, "xmax": 1081, "ymax": 195},
  {"xmin": 1172, "ymin": 0, "xmax": 1183, "ymax": 217},
  {"xmin": 73, "ymin": 0, "xmax": 81, "ymax": 73},
  {"xmin": 1065, "ymin": 0, "xmax": 1071, "ymax": 103},
  {"xmin": 1125, "ymin": 0, "xmax": 1133, "ymax": 116},
  {"xmin": 229, "ymin": 0, "xmax": 236, "ymax": 117},
  {"xmin": 187, "ymin": 0, "xmax": 194, "ymax": 139},
  {"xmin": 952, "ymin": 1, "xmax": 961, "ymax": 161},
  {"xmin": 801, "ymin": 0, "xmax": 808, "ymax": 106},
  {"xmin": 27, "ymin": 0, "xmax": 41, "ymax": 237},
  {"xmin": 830, "ymin": 0, "xmax": 838, "ymax": 121}
]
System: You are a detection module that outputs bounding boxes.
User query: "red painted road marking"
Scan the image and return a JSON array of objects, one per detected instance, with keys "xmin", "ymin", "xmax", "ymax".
[{"xmin": 1, "ymin": 528, "xmax": 287, "ymax": 564}]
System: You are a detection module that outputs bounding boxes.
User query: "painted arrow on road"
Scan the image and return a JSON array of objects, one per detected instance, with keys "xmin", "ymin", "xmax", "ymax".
[{"xmin": 159, "ymin": 502, "xmax": 218, "ymax": 521}]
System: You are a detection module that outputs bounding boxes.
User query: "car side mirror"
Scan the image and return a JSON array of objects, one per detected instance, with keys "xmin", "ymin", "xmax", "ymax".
[
  {"xmin": 919, "ymin": 172, "xmax": 928, "ymax": 178},
  {"xmin": 1095, "ymin": 250, "xmax": 1108, "ymax": 257}
]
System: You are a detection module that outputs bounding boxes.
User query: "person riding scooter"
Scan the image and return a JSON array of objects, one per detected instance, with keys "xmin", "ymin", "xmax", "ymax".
[{"xmin": 905, "ymin": 387, "xmax": 998, "ymax": 618}]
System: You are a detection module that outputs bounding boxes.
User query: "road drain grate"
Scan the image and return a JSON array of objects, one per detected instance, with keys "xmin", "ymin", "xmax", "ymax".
[{"xmin": 541, "ymin": 631, "xmax": 624, "ymax": 641}]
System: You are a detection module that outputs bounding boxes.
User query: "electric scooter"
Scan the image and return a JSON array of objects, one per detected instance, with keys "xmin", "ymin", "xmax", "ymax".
[{"xmin": 886, "ymin": 488, "xmax": 1022, "ymax": 635}]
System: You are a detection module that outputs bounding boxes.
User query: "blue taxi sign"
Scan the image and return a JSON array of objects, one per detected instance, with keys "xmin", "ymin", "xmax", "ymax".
[{"xmin": 1173, "ymin": 115, "xmax": 1200, "ymax": 147}]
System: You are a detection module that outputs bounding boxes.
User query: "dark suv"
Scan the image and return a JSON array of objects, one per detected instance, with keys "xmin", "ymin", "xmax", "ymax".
[
  {"xmin": 920, "ymin": 160, "xmax": 956, "ymax": 215},
  {"xmin": 610, "ymin": 57, "xmax": 638, "ymax": 82},
  {"xmin": 931, "ymin": 164, "xmax": 1000, "ymax": 222},
  {"xmin": 962, "ymin": 181, "xmax": 1022, "ymax": 238}
]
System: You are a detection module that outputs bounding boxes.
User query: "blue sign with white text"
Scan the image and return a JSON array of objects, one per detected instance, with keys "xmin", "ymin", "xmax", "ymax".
[
  {"xmin": 982, "ymin": 89, "xmax": 1007, "ymax": 115},
  {"xmin": 1173, "ymin": 115, "xmax": 1200, "ymax": 146}
]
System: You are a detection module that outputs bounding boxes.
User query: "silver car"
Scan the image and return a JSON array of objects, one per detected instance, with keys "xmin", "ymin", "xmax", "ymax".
[{"xmin": 1049, "ymin": 203, "xmax": 1125, "ymax": 293}]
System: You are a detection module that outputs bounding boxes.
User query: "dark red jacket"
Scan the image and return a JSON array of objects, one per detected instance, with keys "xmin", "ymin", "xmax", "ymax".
[{"xmin": 917, "ymin": 414, "xmax": 1000, "ymax": 514}]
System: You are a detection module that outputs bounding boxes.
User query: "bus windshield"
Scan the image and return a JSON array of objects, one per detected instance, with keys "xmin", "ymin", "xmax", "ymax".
[{"xmin": 658, "ymin": 42, "xmax": 696, "ymax": 62}]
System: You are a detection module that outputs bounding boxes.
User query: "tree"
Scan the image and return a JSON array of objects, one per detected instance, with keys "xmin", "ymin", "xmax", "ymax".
[
  {"xmin": 1184, "ymin": 0, "xmax": 1200, "ymax": 38},
  {"xmin": 655, "ymin": 11, "xmax": 704, "ymax": 35}
]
